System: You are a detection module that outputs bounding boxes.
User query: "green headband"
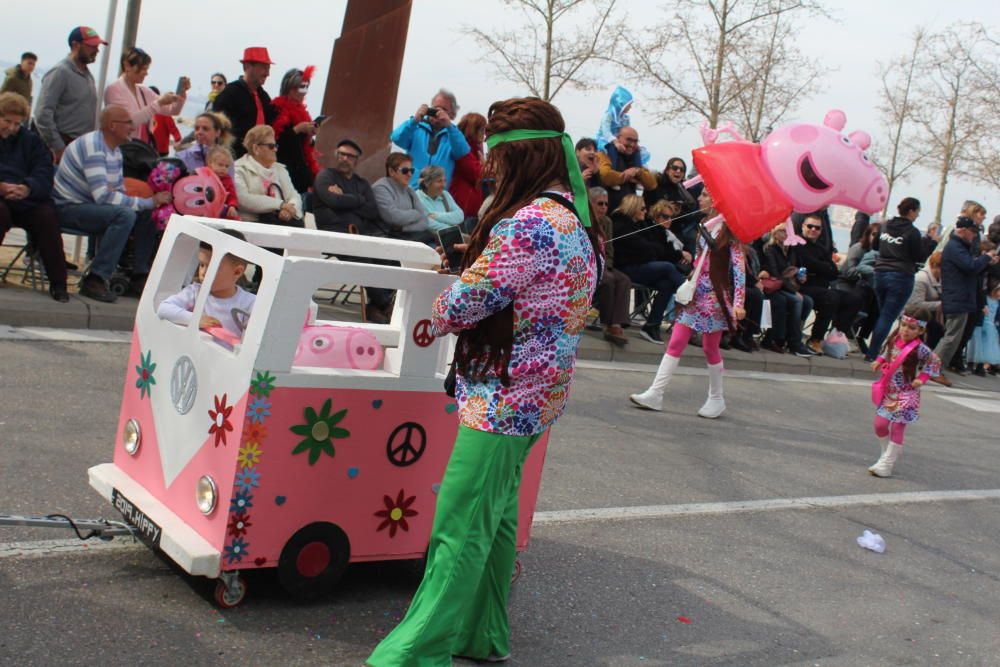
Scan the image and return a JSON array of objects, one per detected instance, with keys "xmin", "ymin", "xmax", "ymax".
[{"xmin": 485, "ymin": 129, "xmax": 591, "ymax": 228}]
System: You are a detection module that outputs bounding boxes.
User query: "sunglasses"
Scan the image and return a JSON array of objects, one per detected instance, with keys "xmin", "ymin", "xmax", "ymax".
[
  {"xmin": 399, "ymin": 167, "xmax": 415, "ymax": 175},
  {"xmin": 668, "ymin": 164, "xmax": 685, "ymax": 171},
  {"xmin": 259, "ymin": 142, "xmax": 278, "ymax": 150},
  {"xmin": 297, "ymin": 85, "xmax": 309, "ymax": 93},
  {"xmin": 804, "ymin": 224, "xmax": 821, "ymax": 230},
  {"xmin": 211, "ymin": 79, "xmax": 225, "ymax": 86}
]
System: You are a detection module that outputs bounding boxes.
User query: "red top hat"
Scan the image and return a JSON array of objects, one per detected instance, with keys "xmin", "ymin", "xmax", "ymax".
[{"xmin": 240, "ymin": 47, "xmax": 274, "ymax": 65}]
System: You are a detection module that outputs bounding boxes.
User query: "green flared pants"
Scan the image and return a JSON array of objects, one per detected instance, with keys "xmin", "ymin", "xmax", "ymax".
[{"xmin": 367, "ymin": 425, "xmax": 543, "ymax": 667}]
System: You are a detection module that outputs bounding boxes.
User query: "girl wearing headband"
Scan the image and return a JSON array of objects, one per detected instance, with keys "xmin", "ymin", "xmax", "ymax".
[
  {"xmin": 868, "ymin": 305, "xmax": 942, "ymax": 477},
  {"xmin": 367, "ymin": 97, "xmax": 600, "ymax": 667}
]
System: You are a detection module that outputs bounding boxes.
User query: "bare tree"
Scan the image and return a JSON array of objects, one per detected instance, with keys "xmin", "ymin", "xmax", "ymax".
[
  {"xmin": 463, "ymin": 0, "xmax": 620, "ymax": 102},
  {"xmin": 873, "ymin": 28, "xmax": 927, "ymax": 217},
  {"xmin": 911, "ymin": 23, "xmax": 998, "ymax": 224},
  {"xmin": 614, "ymin": 0, "xmax": 826, "ymax": 134}
]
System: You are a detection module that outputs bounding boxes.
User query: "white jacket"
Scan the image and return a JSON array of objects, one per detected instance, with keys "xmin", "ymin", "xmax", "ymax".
[{"xmin": 234, "ymin": 154, "xmax": 302, "ymax": 222}]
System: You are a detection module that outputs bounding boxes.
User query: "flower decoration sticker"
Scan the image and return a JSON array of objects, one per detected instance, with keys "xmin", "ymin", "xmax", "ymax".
[
  {"xmin": 290, "ymin": 398, "xmax": 350, "ymax": 465},
  {"xmin": 237, "ymin": 442, "xmax": 262, "ymax": 468},
  {"xmin": 135, "ymin": 350, "xmax": 156, "ymax": 399},
  {"xmin": 247, "ymin": 396, "xmax": 271, "ymax": 424},
  {"xmin": 375, "ymin": 489, "xmax": 419, "ymax": 538},
  {"xmin": 249, "ymin": 370, "xmax": 276, "ymax": 398},
  {"xmin": 208, "ymin": 393, "xmax": 234, "ymax": 447},
  {"xmin": 227, "ymin": 512, "xmax": 252, "ymax": 539},
  {"xmin": 224, "ymin": 537, "xmax": 249, "ymax": 564}
]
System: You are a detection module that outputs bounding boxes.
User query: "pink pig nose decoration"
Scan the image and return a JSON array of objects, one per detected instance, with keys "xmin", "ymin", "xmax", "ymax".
[
  {"xmin": 294, "ymin": 325, "xmax": 385, "ymax": 371},
  {"xmin": 686, "ymin": 110, "xmax": 888, "ymax": 245}
]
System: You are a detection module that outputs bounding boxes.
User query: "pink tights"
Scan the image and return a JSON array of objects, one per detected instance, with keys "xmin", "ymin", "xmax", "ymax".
[
  {"xmin": 666, "ymin": 324, "xmax": 723, "ymax": 365},
  {"xmin": 873, "ymin": 415, "xmax": 906, "ymax": 445}
]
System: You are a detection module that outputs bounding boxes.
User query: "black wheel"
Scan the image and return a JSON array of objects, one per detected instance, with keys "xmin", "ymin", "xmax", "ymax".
[
  {"xmin": 511, "ymin": 558, "xmax": 523, "ymax": 585},
  {"xmin": 278, "ymin": 522, "xmax": 350, "ymax": 601},
  {"xmin": 109, "ymin": 274, "xmax": 129, "ymax": 296},
  {"xmin": 214, "ymin": 576, "xmax": 247, "ymax": 608}
]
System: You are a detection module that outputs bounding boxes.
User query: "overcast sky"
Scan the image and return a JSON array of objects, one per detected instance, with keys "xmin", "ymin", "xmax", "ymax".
[{"xmin": 8, "ymin": 0, "xmax": 998, "ymax": 228}]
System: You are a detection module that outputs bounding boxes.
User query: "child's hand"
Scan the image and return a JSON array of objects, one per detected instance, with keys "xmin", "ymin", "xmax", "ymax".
[
  {"xmin": 870, "ymin": 360, "xmax": 883, "ymax": 372},
  {"xmin": 226, "ymin": 208, "xmax": 240, "ymax": 220},
  {"xmin": 913, "ymin": 379, "xmax": 924, "ymax": 388},
  {"xmin": 199, "ymin": 315, "xmax": 222, "ymax": 330}
]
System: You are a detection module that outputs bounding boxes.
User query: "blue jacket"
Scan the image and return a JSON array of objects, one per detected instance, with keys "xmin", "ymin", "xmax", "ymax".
[
  {"xmin": 940, "ymin": 233, "xmax": 991, "ymax": 315},
  {"xmin": 0, "ymin": 126, "xmax": 55, "ymax": 212},
  {"xmin": 390, "ymin": 118, "xmax": 470, "ymax": 188}
]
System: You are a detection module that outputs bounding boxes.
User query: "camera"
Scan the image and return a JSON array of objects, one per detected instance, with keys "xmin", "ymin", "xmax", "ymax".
[{"xmin": 425, "ymin": 106, "xmax": 441, "ymax": 118}]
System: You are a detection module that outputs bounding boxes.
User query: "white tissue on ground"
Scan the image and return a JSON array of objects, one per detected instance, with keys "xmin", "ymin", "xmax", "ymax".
[{"xmin": 856, "ymin": 529, "xmax": 886, "ymax": 553}]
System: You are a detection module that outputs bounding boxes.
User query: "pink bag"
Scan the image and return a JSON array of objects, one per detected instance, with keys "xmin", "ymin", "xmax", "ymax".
[{"xmin": 871, "ymin": 339, "xmax": 921, "ymax": 406}]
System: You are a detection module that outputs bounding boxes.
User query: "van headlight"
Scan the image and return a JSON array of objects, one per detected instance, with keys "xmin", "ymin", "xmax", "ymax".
[
  {"xmin": 123, "ymin": 419, "xmax": 141, "ymax": 455},
  {"xmin": 196, "ymin": 476, "xmax": 218, "ymax": 515}
]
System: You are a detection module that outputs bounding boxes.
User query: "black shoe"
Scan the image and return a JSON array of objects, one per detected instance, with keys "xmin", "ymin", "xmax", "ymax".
[
  {"xmin": 639, "ymin": 325, "xmax": 663, "ymax": 344},
  {"xmin": 719, "ymin": 333, "xmax": 732, "ymax": 350},
  {"xmin": 124, "ymin": 274, "xmax": 148, "ymax": 298},
  {"xmin": 948, "ymin": 365, "xmax": 969, "ymax": 376},
  {"xmin": 49, "ymin": 284, "xmax": 70, "ymax": 303},
  {"xmin": 78, "ymin": 274, "xmax": 117, "ymax": 303},
  {"xmin": 761, "ymin": 339, "xmax": 785, "ymax": 354},
  {"xmin": 973, "ymin": 365, "xmax": 987, "ymax": 377},
  {"xmin": 730, "ymin": 336, "xmax": 752, "ymax": 353},
  {"xmin": 792, "ymin": 344, "xmax": 817, "ymax": 358}
]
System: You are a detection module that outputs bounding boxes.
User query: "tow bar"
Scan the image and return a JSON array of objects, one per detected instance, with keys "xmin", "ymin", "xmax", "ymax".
[{"xmin": 0, "ymin": 513, "xmax": 136, "ymax": 541}]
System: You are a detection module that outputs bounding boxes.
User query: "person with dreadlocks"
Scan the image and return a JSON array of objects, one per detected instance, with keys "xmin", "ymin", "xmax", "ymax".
[
  {"xmin": 867, "ymin": 305, "xmax": 941, "ymax": 478},
  {"xmin": 366, "ymin": 97, "xmax": 600, "ymax": 666},
  {"xmin": 629, "ymin": 187, "xmax": 745, "ymax": 418},
  {"xmin": 271, "ymin": 66, "xmax": 319, "ymax": 194}
]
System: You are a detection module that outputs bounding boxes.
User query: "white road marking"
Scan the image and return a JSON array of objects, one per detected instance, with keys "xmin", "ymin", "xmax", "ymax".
[
  {"xmin": 935, "ymin": 395, "xmax": 1000, "ymax": 413},
  {"xmin": 4, "ymin": 489, "xmax": 1000, "ymax": 560},
  {"xmin": 533, "ymin": 488, "xmax": 1000, "ymax": 526},
  {"xmin": 0, "ymin": 326, "xmax": 131, "ymax": 343}
]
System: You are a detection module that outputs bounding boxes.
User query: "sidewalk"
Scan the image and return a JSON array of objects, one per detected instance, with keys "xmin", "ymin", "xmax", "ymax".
[{"xmin": 4, "ymin": 265, "xmax": 1000, "ymax": 390}]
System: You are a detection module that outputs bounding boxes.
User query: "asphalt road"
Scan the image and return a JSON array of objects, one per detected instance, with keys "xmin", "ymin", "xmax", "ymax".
[{"xmin": 1, "ymin": 338, "xmax": 999, "ymax": 666}]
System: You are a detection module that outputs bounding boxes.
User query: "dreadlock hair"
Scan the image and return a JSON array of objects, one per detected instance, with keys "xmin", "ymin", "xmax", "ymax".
[
  {"xmin": 881, "ymin": 304, "xmax": 931, "ymax": 384},
  {"xmin": 455, "ymin": 96, "xmax": 601, "ymax": 384},
  {"xmin": 706, "ymin": 223, "xmax": 738, "ymax": 332}
]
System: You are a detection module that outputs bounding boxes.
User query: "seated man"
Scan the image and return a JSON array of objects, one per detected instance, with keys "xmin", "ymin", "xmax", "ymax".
[
  {"xmin": 389, "ymin": 89, "xmax": 470, "ymax": 188},
  {"xmin": 797, "ymin": 214, "xmax": 863, "ymax": 355},
  {"xmin": 53, "ymin": 105, "xmax": 168, "ymax": 302},
  {"xmin": 598, "ymin": 126, "xmax": 656, "ymax": 212}
]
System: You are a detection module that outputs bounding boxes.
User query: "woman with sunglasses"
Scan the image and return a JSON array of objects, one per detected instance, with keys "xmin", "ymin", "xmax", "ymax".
[
  {"xmin": 103, "ymin": 47, "xmax": 188, "ymax": 145},
  {"xmin": 206, "ymin": 73, "xmax": 226, "ymax": 110},
  {"xmin": 234, "ymin": 124, "xmax": 303, "ymax": 225},
  {"xmin": 271, "ymin": 67, "xmax": 319, "ymax": 195},
  {"xmin": 372, "ymin": 152, "xmax": 434, "ymax": 244},
  {"xmin": 645, "ymin": 157, "xmax": 700, "ymax": 254}
]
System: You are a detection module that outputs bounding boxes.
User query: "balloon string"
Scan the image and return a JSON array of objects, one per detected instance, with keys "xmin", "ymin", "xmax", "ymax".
[{"xmin": 606, "ymin": 207, "xmax": 712, "ymax": 243}]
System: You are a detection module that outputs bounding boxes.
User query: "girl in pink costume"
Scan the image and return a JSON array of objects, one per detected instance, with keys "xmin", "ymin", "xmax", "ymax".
[
  {"xmin": 867, "ymin": 307, "xmax": 941, "ymax": 477},
  {"xmin": 630, "ymin": 189, "xmax": 745, "ymax": 418}
]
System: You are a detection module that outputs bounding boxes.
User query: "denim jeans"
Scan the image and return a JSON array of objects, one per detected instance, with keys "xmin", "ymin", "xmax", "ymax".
[
  {"xmin": 619, "ymin": 261, "xmax": 685, "ymax": 328},
  {"xmin": 867, "ymin": 271, "xmax": 915, "ymax": 359},
  {"xmin": 57, "ymin": 203, "xmax": 156, "ymax": 280}
]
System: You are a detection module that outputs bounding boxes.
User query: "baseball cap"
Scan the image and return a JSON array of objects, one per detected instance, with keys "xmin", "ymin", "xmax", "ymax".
[{"xmin": 68, "ymin": 26, "xmax": 108, "ymax": 47}]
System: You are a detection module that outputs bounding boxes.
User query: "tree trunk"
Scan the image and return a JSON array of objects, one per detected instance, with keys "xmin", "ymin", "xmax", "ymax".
[
  {"xmin": 543, "ymin": 0, "xmax": 554, "ymax": 101},
  {"xmin": 708, "ymin": 0, "xmax": 730, "ymax": 129},
  {"xmin": 882, "ymin": 32, "xmax": 923, "ymax": 217},
  {"xmin": 933, "ymin": 94, "xmax": 959, "ymax": 225}
]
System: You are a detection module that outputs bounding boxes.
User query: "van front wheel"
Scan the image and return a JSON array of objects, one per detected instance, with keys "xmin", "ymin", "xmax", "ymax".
[{"xmin": 278, "ymin": 522, "xmax": 350, "ymax": 601}]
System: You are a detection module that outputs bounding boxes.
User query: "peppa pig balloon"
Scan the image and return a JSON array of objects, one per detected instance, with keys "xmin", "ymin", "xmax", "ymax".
[
  {"xmin": 688, "ymin": 111, "xmax": 888, "ymax": 245},
  {"xmin": 173, "ymin": 167, "xmax": 225, "ymax": 219},
  {"xmin": 294, "ymin": 324, "xmax": 384, "ymax": 371}
]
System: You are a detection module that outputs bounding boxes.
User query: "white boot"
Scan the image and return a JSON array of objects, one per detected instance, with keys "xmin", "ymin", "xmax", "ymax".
[
  {"xmin": 869, "ymin": 443, "xmax": 903, "ymax": 478},
  {"xmin": 697, "ymin": 362, "xmax": 726, "ymax": 419},
  {"xmin": 629, "ymin": 354, "xmax": 681, "ymax": 411},
  {"xmin": 867, "ymin": 435, "xmax": 890, "ymax": 473}
]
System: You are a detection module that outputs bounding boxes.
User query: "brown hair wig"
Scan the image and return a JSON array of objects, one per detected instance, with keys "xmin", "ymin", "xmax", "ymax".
[
  {"xmin": 707, "ymin": 224, "xmax": 737, "ymax": 332},
  {"xmin": 455, "ymin": 97, "xmax": 601, "ymax": 384}
]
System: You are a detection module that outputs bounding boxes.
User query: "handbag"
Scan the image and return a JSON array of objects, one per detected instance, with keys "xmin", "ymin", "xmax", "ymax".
[
  {"xmin": 761, "ymin": 276, "xmax": 783, "ymax": 294},
  {"xmin": 675, "ymin": 243, "xmax": 709, "ymax": 305},
  {"xmin": 870, "ymin": 339, "xmax": 921, "ymax": 406}
]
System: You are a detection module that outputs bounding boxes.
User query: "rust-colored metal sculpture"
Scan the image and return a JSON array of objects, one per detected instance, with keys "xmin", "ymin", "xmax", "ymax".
[{"xmin": 318, "ymin": 0, "xmax": 413, "ymax": 183}]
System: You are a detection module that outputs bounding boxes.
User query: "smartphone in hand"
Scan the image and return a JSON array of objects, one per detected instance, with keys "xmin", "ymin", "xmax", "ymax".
[
  {"xmin": 175, "ymin": 76, "xmax": 190, "ymax": 95},
  {"xmin": 436, "ymin": 226, "xmax": 465, "ymax": 274}
]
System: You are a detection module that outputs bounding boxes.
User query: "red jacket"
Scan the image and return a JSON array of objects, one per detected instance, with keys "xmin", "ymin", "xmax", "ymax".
[
  {"xmin": 449, "ymin": 151, "xmax": 483, "ymax": 218},
  {"xmin": 151, "ymin": 114, "xmax": 181, "ymax": 156},
  {"xmin": 218, "ymin": 173, "xmax": 240, "ymax": 218}
]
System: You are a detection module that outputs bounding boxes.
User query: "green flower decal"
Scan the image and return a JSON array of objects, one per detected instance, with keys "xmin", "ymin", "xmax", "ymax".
[
  {"xmin": 290, "ymin": 398, "xmax": 350, "ymax": 465},
  {"xmin": 135, "ymin": 350, "xmax": 156, "ymax": 399},
  {"xmin": 250, "ymin": 370, "xmax": 276, "ymax": 398}
]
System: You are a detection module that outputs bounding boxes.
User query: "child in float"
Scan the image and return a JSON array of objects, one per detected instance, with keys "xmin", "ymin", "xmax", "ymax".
[
  {"xmin": 967, "ymin": 280, "xmax": 1000, "ymax": 376},
  {"xmin": 205, "ymin": 145, "xmax": 241, "ymax": 220},
  {"xmin": 867, "ymin": 306, "xmax": 941, "ymax": 477},
  {"xmin": 629, "ymin": 188, "xmax": 745, "ymax": 418},
  {"xmin": 157, "ymin": 229, "xmax": 255, "ymax": 338},
  {"xmin": 367, "ymin": 97, "xmax": 600, "ymax": 667}
]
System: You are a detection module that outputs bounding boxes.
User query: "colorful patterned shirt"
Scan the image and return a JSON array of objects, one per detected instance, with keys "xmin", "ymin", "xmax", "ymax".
[
  {"xmin": 432, "ymin": 193, "xmax": 598, "ymax": 436},
  {"xmin": 875, "ymin": 338, "xmax": 941, "ymax": 424},
  {"xmin": 676, "ymin": 237, "xmax": 746, "ymax": 333}
]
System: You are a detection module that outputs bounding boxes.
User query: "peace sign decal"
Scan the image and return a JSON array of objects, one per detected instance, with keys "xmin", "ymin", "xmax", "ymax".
[
  {"xmin": 412, "ymin": 319, "xmax": 434, "ymax": 347},
  {"xmin": 386, "ymin": 422, "xmax": 427, "ymax": 467}
]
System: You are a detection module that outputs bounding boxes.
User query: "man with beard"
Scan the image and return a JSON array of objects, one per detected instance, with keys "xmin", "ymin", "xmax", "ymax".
[{"xmin": 33, "ymin": 27, "xmax": 106, "ymax": 162}]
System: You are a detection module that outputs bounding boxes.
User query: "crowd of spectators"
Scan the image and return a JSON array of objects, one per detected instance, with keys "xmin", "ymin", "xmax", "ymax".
[{"xmin": 1, "ymin": 28, "xmax": 998, "ymax": 381}]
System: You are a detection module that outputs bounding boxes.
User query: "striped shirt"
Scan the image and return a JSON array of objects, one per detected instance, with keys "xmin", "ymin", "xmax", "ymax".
[{"xmin": 53, "ymin": 130, "xmax": 151, "ymax": 210}]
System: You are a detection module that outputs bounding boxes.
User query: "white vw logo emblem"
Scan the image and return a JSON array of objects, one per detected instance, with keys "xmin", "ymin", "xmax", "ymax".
[{"xmin": 170, "ymin": 356, "xmax": 198, "ymax": 415}]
